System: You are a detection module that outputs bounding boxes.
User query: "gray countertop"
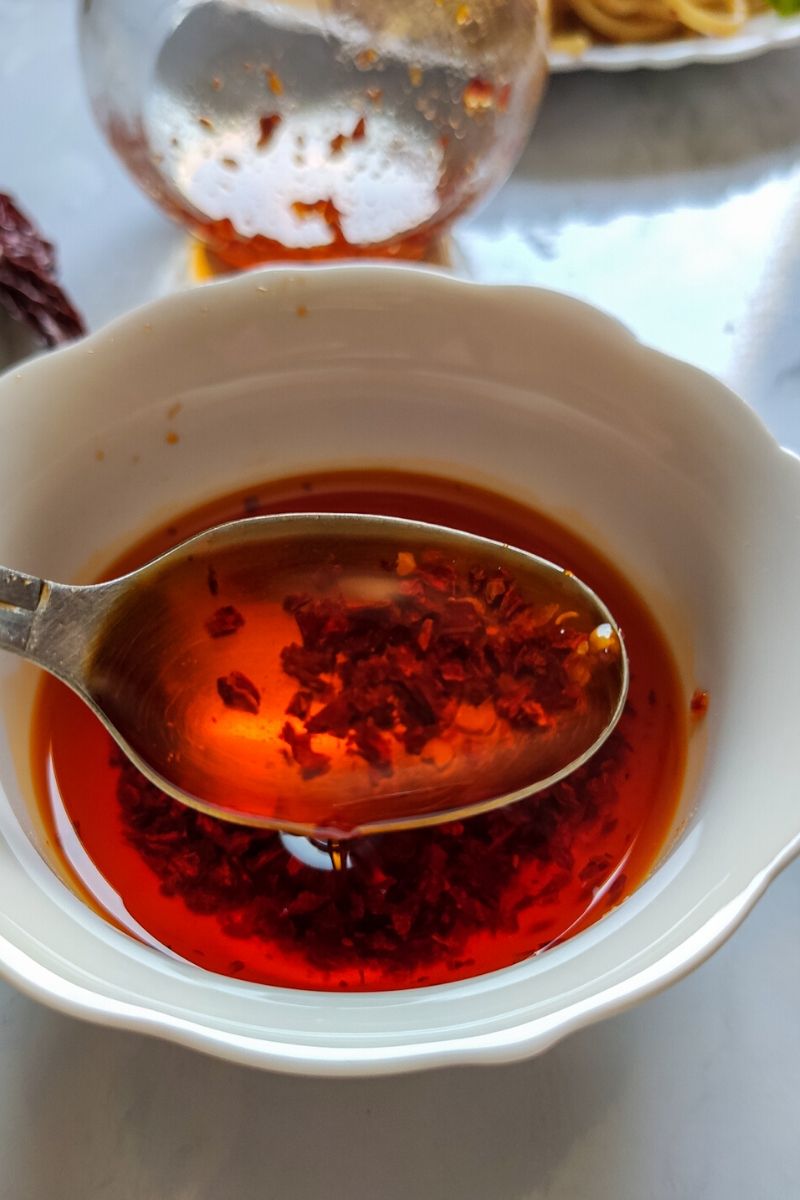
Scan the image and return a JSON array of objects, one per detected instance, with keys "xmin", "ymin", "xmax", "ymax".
[{"xmin": 2, "ymin": 3, "xmax": 800, "ymax": 1196}]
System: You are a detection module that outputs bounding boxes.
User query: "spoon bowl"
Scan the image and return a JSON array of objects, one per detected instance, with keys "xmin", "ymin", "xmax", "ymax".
[{"xmin": 0, "ymin": 513, "xmax": 627, "ymax": 837}]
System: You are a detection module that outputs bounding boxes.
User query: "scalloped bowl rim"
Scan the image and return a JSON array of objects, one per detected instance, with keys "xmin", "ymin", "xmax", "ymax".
[{"xmin": 0, "ymin": 263, "xmax": 798, "ymax": 1076}]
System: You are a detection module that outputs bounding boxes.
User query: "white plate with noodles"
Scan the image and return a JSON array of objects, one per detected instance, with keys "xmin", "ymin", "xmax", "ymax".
[{"xmin": 548, "ymin": 4, "xmax": 800, "ymax": 70}]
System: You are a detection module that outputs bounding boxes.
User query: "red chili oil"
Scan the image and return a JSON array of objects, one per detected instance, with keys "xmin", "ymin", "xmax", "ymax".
[{"xmin": 31, "ymin": 470, "xmax": 686, "ymax": 992}]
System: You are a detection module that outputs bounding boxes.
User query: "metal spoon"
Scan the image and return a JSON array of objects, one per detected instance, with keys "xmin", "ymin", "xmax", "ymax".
[{"xmin": 0, "ymin": 514, "xmax": 628, "ymax": 839}]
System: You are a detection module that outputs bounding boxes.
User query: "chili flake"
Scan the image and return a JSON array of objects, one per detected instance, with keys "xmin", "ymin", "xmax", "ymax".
[
  {"xmin": 217, "ymin": 671, "xmax": 261, "ymax": 714},
  {"xmin": 37, "ymin": 469, "xmax": 686, "ymax": 993},
  {"xmin": 280, "ymin": 722, "xmax": 331, "ymax": 778},
  {"xmin": 257, "ymin": 113, "xmax": 282, "ymax": 149},
  {"xmin": 205, "ymin": 605, "xmax": 245, "ymax": 638},
  {"xmin": 276, "ymin": 551, "xmax": 606, "ymax": 780}
]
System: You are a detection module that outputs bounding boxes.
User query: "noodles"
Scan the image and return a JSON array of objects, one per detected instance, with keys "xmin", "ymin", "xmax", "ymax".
[{"xmin": 548, "ymin": 0, "xmax": 763, "ymax": 48}]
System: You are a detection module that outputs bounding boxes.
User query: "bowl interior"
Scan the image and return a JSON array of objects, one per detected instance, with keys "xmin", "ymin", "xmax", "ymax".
[{"xmin": 0, "ymin": 266, "xmax": 797, "ymax": 1073}]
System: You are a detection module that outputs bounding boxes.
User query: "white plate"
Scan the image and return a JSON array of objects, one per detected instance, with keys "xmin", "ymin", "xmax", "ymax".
[{"xmin": 549, "ymin": 12, "xmax": 800, "ymax": 71}]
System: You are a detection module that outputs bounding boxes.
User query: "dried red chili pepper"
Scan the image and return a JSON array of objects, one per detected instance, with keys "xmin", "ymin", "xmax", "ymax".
[{"xmin": 0, "ymin": 194, "xmax": 85, "ymax": 346}]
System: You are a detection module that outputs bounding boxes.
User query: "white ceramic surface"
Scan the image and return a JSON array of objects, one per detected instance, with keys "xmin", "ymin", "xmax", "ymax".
[
  {"xmin": 0, "ymin": 265, "xmax": 798, "ymax": 1076},
  {"xmin": 549, "ymin": 12, "xmax": 800, "ymax": 72}
]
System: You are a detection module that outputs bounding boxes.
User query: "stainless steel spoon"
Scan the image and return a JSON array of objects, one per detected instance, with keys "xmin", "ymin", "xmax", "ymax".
[{"xmin": 0, "ymin": 514, "xmax": 628, "ymax": 838}]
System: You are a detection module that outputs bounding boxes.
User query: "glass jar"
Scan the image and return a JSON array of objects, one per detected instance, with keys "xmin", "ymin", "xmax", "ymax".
[{"xmin": 80, "ymin": 0, "xmax": 548, "ymax": 267}]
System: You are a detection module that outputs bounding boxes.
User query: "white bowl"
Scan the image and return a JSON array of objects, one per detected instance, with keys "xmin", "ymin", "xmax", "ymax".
[{"xmin": 0, "ymin": 265, "xmax": 798, "ymax": 1077}]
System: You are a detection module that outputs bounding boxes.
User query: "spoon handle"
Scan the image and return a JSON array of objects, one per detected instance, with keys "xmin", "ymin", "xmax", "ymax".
[
  {"xmin": 0, "ymin": 568, "xmax": 121, "ymax": 691},
  {"xmin": 0, "ymin": 567, "xmax": 45, "ymax": 654}
]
